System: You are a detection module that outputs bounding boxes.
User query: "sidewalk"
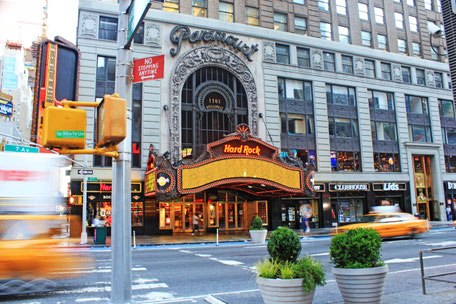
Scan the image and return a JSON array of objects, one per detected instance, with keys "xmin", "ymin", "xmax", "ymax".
[{"xmin": 65, "ymin": 220, "xmax": 454, "ymax": 248}]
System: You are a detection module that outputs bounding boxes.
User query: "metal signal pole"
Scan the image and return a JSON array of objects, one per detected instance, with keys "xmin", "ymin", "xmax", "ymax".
[{"xmin": 112, "ymin": 0, "xmax": 132, "ymax": 302}]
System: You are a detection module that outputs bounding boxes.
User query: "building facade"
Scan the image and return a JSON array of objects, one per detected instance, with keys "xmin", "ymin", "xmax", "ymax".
[{"xmin": 73, "ymin": 0, "xmax": 454, "ymax": 235}]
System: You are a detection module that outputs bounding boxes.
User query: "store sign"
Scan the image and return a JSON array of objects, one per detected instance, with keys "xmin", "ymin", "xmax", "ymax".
[
  {"xmin": 144, "ymin": 169, "xmax": 156, "ymax": 197},
  {"xmin": 204, "ymin": 92, "xmax": 226, "ymax": 111},
  {"xmin": 210, "ymin": 138, "xmax": 276, "ymax": 159},
  {"xmin": 313, "ymin": 183, "xmax": 325, "ymax": 192},
  {"xmin": 156, "ymin": 170, "xmax": 174, "ymax": 193},
  {"xmin": 329, "ymin": 183, "xmax": 369, "ymax": 191},
  {"xmin": 83, "ymin": 182, "xmax": 142, "ymax": 193},
  {"xmin": 372, "ymin": 182, "xmax": 406, "ymax": 191},
  {"xmin": 169, "ymin": 25, "xmax": 259, "ymax": 61},
  {"xmin": 446, "ymin": 182, "xmax": 456, "ymax": 190},
  {"xmin": 223, "ymin": 144, "xmax": 260, "ymax": 156}
]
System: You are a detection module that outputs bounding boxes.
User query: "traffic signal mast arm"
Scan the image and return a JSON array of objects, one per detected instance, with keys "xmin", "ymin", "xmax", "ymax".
[{"xmin": 58, "ymin": 99, "xmax": 123, "ymax": 159}]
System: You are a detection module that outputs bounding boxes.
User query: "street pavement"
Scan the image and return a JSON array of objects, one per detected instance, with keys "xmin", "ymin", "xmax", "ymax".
[{"xmin": 54, "ymin": 221, "xmax": 456, "ymax": 304}]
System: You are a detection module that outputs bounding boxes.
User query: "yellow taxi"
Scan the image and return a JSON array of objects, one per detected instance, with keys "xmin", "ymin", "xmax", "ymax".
[{"xmin": 332, "ymin": 212, "xmax": 430, "ymax": 238}]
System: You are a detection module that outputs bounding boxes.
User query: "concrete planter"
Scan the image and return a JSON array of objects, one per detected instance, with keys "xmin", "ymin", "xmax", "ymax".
[
  {"xmin": 256, "ymin": 277, "xmax": 315, "ymax": 304},
  {"xmin": 332, "ymin": 265, "xmax": 388, "ymax": 304},
  {"xmin": 249, "ymin": 229, "xmax": 267, "ymax": 243}
]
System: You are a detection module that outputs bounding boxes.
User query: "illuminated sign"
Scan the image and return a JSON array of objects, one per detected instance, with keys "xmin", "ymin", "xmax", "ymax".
[
  {"xmin": 144, "ymin": 169, "xmax": 156, "ymax": 197},
  {"xmin": 447, "ymin": 182, "xmax": 456, "ymax": 190},
  {"xmin": 313, "ymin": 183, "xmax": 325, "ymax": 192},
  {"xmin": 373, "ymin": 182, "xmax": 406, "ymax": 191},
  {"xmin": 329, "ymin": 183, "xmax": 369, "ymax": 191},
  {"xmin": 223, "ymin": 144, "xmax": 260, "ymax": 156},
  {"xmin": 82, "ymin": 182, "xmax": 142, "ymax": 193},
  {"xmin": 156, "ymin": 170, "xmax": 174, "ymax": 193},
  {"xmin": 178, "ymin": 158, "xmax": 303, "ymax": 194}
]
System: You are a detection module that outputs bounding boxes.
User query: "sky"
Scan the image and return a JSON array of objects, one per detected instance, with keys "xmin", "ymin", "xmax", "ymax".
[{"xmin": 0, "ymin": 0, "xmax": 79, "ymax": 48}]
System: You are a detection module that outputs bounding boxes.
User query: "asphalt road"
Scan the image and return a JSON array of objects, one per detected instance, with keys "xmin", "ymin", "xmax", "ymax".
[{"xmin": 3, "ymin": 228, "xmax": 456, "ymax": 304}]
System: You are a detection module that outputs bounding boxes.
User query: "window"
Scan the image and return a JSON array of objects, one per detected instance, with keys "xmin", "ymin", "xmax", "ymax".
[
  {"xmin": 381, "ymin": 62, "xmax": 391, "ymax": 80},
  {"xmin": 99, "ymin": 16, "xmax": 117, "ymax": 41},
  {"xmin": 246, "ymin": 7, "xmax": 259, "ymax": 26},
  {"xmin": 278, "ymin": 78, "xmax": 312, "ymax": 101},
  {"xmin": 331, "ymin": 151, "xmax": 361, "ymax": 171},
  {"xmin": 192, "ymin": 0, "xmax": 207, "ymax": 17},
  {"xmin": 293, "ymin": 0, "xmax": 305, "ymax": 4},
  {"xmin": 402, "ymin": 66, "xmax": 411, "ymax": 83},
  {"xmin": 274, "ymin": 13, "xmax": 288, "ymax": 31},
  {"xmin": 398, "ymin": 39, "xmax": 407, "ymax": 55},
  {"xmin": 371, "ymin": 121, "xmax": 397, "ymax": 141},
  {"xmin": 406, "ymin": 95, "xmax": 429, "ymax": 114},
  {"xmin": 219, "ymin": 2, "xmax": 233, "ymax": 22},
  {"xmin": 163, "ymin": 0, "xmax": 179, "ymax": 13},
  {"xmin": 412, "ymin": 42, "xmax": 421, "ymax": 57},
  {"xmin": 281, "ymin": 113, "xmax": 314, "ymax": 134},
  {"xmin": 295, "ymin": 17, "xmax": 307, "ymax": 35},
  {"xmin": 336, "ymin": 0, "xmax": 347, "ymax": 15},
  {"xmin": 359, "ymin": 3, "xmax": 369, "ymax": 20},
  {"xmin": 95, "ymin": 56, "xmax": 116, "ymax": 167},
  {"xmin": 435, "ymin": 72, "xmax": 443, "ymax": 88},
  {"xmin": 342, "ymin": 55, "xmax": 353, "ymax": 74},
  {"xmin": 424, "ymin": 0, "xmax": 433, "ymax": 10},
  {"xmin": 329, "ymin": 117, "xmax": 358, "ymax": 137},
  {"xmin": 319, "ymin": 0, "xmax": 329, "ymax": 11},
  {"xmin": 369, "ymin": 90, "xmax": 394, "ymax": 110},
  {"xmin": 416, "ymin": 69, "xmax": 425, "ymax": 85},
  {"xmin": 408, "ymin": 124, "xmax": 432, "ymax": 142},
  {"xmin": 361, "ymin": 31, "xmax": 372, "ymax": 47},
  {"xmin": 409, "ymin": 16, "xmax": 418, "ymax": 32},
  {"xmin": 445, "ymin": 156, "xmax": 456, "ymax": 173},
  {"xmin": 338, "ymin": 26, "xmax": 350, "ymax": 44},
  {"xmin": 326, "ymin": 84, "xmax": 356, "ymax": 106},
  {"xmin": 377, "ymin": 34, "xmax": 387, "ymax": 50},
  {"xmin": 374, "ymin": 7, "xmax": 384, "ymax": 24},
  {"xmin": 297, "ymin": 47, "xmax": 310, "ymax": 67},
  {"xmin": 440, "ymin": 99, "xmax": 455, "ymax": 117},
  {"xmin": 320, "ymin": 22, "xmax": 332, "ymax": 40},
  {"xmin": 407, "ymin": 0, "xmax": 415, "ymax": 6},
  {"xmin": 323, "ymin": 52, "xmax": 335, "ymax": 71},
  {"xmin": 133, "ymin": 23, "xmax": 144, "ymax": 44},
  {"xmin": 276, "ymin": 44, "xmax": 290, "ymax": 64},
  {"xmin": 365, "ymin": 59, "xmax": 375, "ymax": 78},
  {"xmin": 394, "ymin": 12, "xmax": 404, "ymax": 29},
  {"xmin": 373, "ymin": 153, "xmax": 401, "ymax": 172}
]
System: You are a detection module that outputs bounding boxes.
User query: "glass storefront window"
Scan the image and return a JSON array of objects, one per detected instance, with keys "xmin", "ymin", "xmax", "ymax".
[
  {"xmin": 132, "ymin": 202, "xmax": 143, "ymax": 227},
  {"xmin": 160, "ymin": 203, "xmax": 171, "ymax": 229},
  {"xmin": 208, "ymin": 202, "xmax": 217, "ymax": 226},
  {"xmin": 338, "ymin": 199, "xmax": 363, "ymax": 223}
]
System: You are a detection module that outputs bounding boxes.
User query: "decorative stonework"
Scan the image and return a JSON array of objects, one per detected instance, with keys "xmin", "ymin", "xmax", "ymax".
[
  {"xmin": 79, "ymin": 13, "xmax": 98, "ymax": 38},
  {"xmin": 354, "ymin": 57, "xmax": 364, "ymax": 76},
  {"xmin": 426, "ymin": 70, "xmax": 435, "ymax": 87},
  {"xmin": 169, "ymin": 45, "xmax": 258, "ymax": 164},
  {"xmin": 311, "ymin": 49, "xmax": 323, "ymax": 70},
  {"xmin": 263, "ymin": 41, "xmax": 275, "ymax": 62},
  {"xmin": 392, "ymin": 64, "xmax": 402, "ymax": 82},
  {"xmin": 144, "ymin": 22, "xmax": 161, "ymax": 46}
]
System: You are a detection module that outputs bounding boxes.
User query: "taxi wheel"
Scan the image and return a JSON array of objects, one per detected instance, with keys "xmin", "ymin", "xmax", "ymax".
[{"xmin": 410, "ymin": 229, "xmax": 418, "ymax": 239}]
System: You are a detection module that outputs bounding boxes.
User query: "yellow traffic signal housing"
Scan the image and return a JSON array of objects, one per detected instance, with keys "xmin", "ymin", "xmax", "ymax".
[
  {"xmin": 96, "ymin": 93, "xmax": 127, "ymax": 148},
  {"xmin": 42, "ymin": 106, "xmax": 87, "ymax": 148}
]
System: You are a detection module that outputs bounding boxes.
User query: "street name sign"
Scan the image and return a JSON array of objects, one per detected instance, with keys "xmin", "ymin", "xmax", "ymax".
[
  {"xmin": 78, "ymin": 169, "xmax": 94, "ymax": 175},
  {"xmin": 88, "ymin": 177, "xmax": 98, "ymax": 181},
  {"xmin": 4, "ymin": 144, "xmax": 39, "ymax": 153},
  {"xmin": 133, "ymin": 55, "xmax": 165, "ymax": 83}
]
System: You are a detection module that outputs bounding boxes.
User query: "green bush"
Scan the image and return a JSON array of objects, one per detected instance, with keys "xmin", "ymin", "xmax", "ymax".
[
  {"xmin": 293, "ymin": 256, "xmax": 326, "ymax": 293},
  {"xmin": 329, "ymin": 228, "xmax": 384, "ymax": 269},
  {"xmin": 250, "ymin": 216, "xmax": 265, "ymax": 230},
  {"xmin": 267, "ymin": 227, "xmax": 301, "ymax": 264},
  {"xmin": 255, "ymin": 258, "xmax": 279, "ymax": 278}
]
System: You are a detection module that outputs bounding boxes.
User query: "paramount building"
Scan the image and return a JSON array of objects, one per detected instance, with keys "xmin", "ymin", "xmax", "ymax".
[{"xmin": 71, "ymin": 0, "xmax": 455, "ymax": 236}]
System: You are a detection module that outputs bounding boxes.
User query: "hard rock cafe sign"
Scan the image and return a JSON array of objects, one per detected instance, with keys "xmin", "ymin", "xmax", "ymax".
[{"xmin": 169, "ymin": 25, "xmax": 259, "ymax": 61}]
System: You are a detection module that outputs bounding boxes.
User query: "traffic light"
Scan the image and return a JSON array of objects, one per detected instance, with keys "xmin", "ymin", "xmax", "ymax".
[
  {"xmin": 42, "ymin": 106, "xmax": 87, "ymax": 148},
  {"xmin": 96, "ymin": 93, "xmax": 127, "ymax": 148}
]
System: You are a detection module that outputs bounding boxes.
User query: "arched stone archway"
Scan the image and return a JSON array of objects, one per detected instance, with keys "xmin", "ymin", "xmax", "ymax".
[{"xmin": 169, "ymin": 45, "xmax": 258, "ymax": 163}]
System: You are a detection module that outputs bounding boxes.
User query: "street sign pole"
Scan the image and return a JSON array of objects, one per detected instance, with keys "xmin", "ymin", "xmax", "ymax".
[
  {"xmin": 80, "ymin": 154, "xmax": 88, "ymax": 244},
  {"xmin": 112, "ymin": 0, "xmax": 132, "ymax": 302}
]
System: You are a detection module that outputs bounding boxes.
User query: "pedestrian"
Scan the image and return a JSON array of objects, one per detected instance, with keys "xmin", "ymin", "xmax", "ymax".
[
  {"xmin": 301, "ymin": 215, "xmax": 310, "ymax": 237},
  {"xmin": 446, "ymin": 206, "xmax": 453, "ymax": 221},
  {"xmin": 191, "ymin": 213, "xmax": 200, "ymax": 235},
  {"xmin": 93, "ymin": 215, "xmax": 102, "ymax": 227}
]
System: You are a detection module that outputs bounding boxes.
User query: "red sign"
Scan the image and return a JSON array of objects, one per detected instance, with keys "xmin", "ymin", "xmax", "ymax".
[{"xmin": 133, "ymin": 55, "xmax": 164, "ymax": 83}]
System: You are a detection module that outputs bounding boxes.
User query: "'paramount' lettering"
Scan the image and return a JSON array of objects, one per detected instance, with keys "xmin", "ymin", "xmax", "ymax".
[{"xmin": 223, "ymin": 144, "xmax": 260, "ymax": 156}]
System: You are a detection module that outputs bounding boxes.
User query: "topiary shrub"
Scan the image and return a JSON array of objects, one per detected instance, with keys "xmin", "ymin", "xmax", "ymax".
[
  {"xmin": 250, "ymin": 216, "xmax": 265, "ymax": 230},
  {"xmin": 329, "ymin": 228, "xmax": 384, "ymax": 269},
  {"xmin": 267, "ymin": 226, "xmax": 301, "ymax": 264}
]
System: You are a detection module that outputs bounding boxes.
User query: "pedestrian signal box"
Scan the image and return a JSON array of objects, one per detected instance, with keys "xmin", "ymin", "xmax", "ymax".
[
  {"xmin": 42, "ymin": 107, "xmax": 87, "ymax": 148},
  {"xmin": 96, "ymin": 94, "xmax": 127, "ymax": 148}
]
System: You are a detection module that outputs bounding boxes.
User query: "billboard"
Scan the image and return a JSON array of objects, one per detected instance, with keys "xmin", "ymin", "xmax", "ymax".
[{"xmin": 1, "ymin": 57, "xmax": 17, "ymax": 90}]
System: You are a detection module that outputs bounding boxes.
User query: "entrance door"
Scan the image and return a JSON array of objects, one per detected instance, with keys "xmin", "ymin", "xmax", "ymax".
[
  {"xmin": 217, "ymin": 202, "xmax": 245, "ymax": 230},
  {"xmin": 413, "ymin": 156, "xmax": 433, "ymax": 220}
]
